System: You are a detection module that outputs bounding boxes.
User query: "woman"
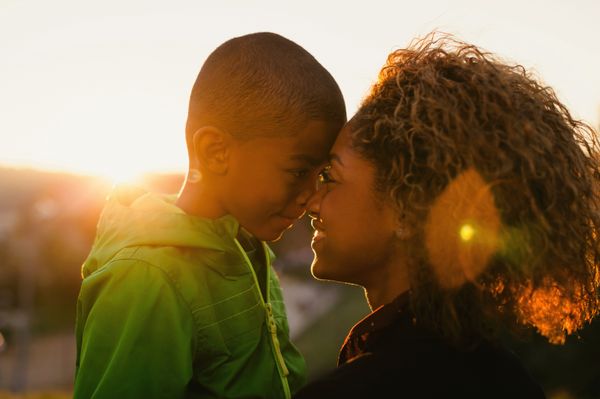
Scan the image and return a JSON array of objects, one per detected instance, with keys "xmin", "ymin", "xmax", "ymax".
[{"xmin": 294, "ymin": 34, "xmax": 600, "ymax": 398}]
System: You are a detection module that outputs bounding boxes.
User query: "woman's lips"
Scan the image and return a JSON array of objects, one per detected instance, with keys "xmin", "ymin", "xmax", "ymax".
[
  {"xmin": 312, "ymin": 229, "xmax": 326, "ymax": 243},
  {"xmin": 311, "ymin": 218, "xmax": 325, "ymax": 231},
  {"xmin": 311, "ymin": 219, "xmax": 326, "ymax": 249}
]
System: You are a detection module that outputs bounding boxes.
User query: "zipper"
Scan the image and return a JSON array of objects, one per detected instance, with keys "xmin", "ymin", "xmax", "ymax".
[{"xmin": 233, "ymin": 238, "xmax": 291, "ymax": 399}]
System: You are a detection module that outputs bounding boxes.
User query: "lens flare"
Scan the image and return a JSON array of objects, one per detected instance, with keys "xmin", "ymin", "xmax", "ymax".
[
  {"xmin": 425, "ymin": 168, "xmax": 501, "ymax": 289},
  {"xmin": 460, "ymin": 224, "xmax": 475, "ymax": 242}
]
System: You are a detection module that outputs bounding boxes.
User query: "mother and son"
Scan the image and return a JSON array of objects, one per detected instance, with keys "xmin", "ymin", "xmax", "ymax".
[{"xmin": 73, "ymin": 32, "xmax": 600, "ymax": 398}]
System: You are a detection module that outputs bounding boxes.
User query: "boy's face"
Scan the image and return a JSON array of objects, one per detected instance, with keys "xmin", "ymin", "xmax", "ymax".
[{"xmin": 222, "ymin": 120, "xmax": 338, "ymax": 242}]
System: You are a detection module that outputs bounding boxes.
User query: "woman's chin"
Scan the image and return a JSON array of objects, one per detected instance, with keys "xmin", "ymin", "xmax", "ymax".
[
  {"xmin": 310, "ymin": 260, "xmax": 341, "ymax": 282},
  {"xmin": 310, "ymin": 260, "xmax": 328, "ymax": 281}
]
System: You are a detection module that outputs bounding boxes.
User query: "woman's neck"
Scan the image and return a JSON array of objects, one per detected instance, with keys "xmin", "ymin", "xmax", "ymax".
[
  {"xmin": 365, "ymin": 285, "xmax": 409, "ymax": 311},
  {"xmin": 364, "ymin": 260, "xmax": 410, "ymax": 310}
]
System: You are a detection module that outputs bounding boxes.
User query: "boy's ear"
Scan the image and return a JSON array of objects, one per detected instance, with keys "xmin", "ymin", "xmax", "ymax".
[{"xmin": 191, "ymin": 126, "xmax": 231, "ymax": 175}]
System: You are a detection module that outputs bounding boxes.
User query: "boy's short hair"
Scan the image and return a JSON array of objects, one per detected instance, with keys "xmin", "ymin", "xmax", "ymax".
[
  {"xmin": 350, "ymin": 32, "xmax": 600, "ymax": 345},
  {"xmin": 185, "ymin": 32, "xmax": 346, "ymax": 149}
]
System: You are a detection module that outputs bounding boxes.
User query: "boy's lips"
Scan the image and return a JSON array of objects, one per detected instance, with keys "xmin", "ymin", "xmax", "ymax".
[{"xmin": 278, "ymin": 213, "xmax": 303, "ymax": 226}]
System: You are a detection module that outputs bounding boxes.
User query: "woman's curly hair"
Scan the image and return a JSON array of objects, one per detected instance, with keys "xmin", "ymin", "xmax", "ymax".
[{"xmin": 350, "ymin": 32, "xmax": 600, "ymax": 345}]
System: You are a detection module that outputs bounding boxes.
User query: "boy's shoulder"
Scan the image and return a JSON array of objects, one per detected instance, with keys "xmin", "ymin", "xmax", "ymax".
[
  {"xmin": 81, "ymin": 237, "xmax": 270, "ymax": 311},
  {"xmin": 84, "ymin": 186, "xmax": 250, "ymax": 277}
]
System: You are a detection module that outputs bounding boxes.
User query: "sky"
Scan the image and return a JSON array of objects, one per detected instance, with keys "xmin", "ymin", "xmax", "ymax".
[{"xmin": 1, "ymin": 0, "xmax": 599, "ymax": 182}]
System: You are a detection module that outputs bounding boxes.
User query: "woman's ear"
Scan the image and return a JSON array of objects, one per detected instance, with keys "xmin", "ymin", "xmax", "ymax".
[
  {"xmin": 394, "ymin": 213, "xmax": 414, "ymax": 241},
  {"xmin": 191, "ymin": 126, "xmax": 231, "ymax": 175},
  {"xmin": 395, "ymin": 225, "xmax": 414, "ymax": 241}
]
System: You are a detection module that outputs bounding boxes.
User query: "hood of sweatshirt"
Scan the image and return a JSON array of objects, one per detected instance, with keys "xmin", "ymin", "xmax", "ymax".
[{"xmin": 81, "ymin": 185, "xmax": 241, "ymax": 278}]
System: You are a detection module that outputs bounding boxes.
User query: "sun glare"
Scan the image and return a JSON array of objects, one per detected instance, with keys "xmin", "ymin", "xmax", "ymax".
[{"xmin": 97, "ymin": 164, "xmax": 147, "ymax": 185}]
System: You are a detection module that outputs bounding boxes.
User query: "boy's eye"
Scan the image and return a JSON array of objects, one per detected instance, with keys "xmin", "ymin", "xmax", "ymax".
[{"xmin": 291, "ymin": 169, "xmax": 309, "ymax": 178}]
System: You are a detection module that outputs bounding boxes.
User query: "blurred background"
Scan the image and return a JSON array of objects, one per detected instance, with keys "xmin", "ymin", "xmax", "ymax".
[{"xmin": 1, "ymin": 0, "xmax": 599, "ymax": 398}]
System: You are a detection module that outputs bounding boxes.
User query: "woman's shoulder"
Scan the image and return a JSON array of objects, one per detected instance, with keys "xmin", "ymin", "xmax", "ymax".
[
  {"xmin": 294, "ymin": 339, "xmax": 546, "ymax": 399},
  {"xmin": 379, "ymin": 322, "xmax": 547, "ymax": 398},
  {"xmin": 298, "ymin": 311, "xmax": 546, "ymax": 399}
]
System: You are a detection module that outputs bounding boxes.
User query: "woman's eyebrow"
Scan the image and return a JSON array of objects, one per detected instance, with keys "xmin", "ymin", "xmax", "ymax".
[{"xmin": 330, "ymin": 153, "xmax": 344, "ymax": 166}]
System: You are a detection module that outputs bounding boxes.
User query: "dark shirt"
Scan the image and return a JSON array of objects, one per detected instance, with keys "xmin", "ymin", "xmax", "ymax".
[{"xmin": 294, "ymin": 292, "xmax": 546, "ymax": 398}]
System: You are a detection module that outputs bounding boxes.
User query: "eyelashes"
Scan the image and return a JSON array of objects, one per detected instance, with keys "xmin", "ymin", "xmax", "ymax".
[{"xmin": 318, "ymin": 165, "xmax": 334, "ymax": 185}]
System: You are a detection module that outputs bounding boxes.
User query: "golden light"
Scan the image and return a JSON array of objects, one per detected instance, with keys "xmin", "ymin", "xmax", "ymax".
[
  {"xmin": 514, "ymin": 278, "xmax": 599, "ymax": 345},
  {"xmin": 425, "ymin": 169, "xmax": 501, "ymax": 289},
  {"xmin": 96, "ymin": 163, "xmax": 147, "ymax": 186},
  {"xmin": 460, "ymin": 224, "xmax": 475, "ymax": 242},
  {"xmin": 48, "ymin": 156, "xmax": 149, "ymax": 185}
]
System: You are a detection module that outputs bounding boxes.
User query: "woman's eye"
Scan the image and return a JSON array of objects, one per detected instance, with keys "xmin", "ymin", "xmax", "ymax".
[{"xmin": 318, "ymin": 165, "xmax": 334, "ymax": 184}]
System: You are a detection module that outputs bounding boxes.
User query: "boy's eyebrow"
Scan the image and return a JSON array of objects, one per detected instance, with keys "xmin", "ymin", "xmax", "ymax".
[{"xmin": 290, "ymin": 154, "xmax": 325, "ymax": 166}]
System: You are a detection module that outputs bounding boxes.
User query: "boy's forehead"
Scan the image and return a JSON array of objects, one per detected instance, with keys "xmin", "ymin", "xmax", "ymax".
[
  {"xmin": 242, "ymin": 120, "xmax": 339, "ymax": 164},
  {"xmin": 288, "ymin": 120, "xmax": 340, "ymax": 162},
  {"xmin": 288, "ymin": 153, "xmax": 325, "ymax": 166}
]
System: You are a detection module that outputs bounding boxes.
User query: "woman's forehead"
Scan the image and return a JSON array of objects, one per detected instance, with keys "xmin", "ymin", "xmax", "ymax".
[{"xmin": 331, "ymin": 124, "xmax": 353, "ymax": 156}]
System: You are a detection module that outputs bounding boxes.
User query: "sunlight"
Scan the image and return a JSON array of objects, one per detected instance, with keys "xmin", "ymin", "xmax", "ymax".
[
  {"xmin": 514, "ymin": 277, "xmax": 599, "ymax": 345},
  {"xmin": 0, "ymin": 157, "xmax": 150, "ymax": 185},
  {"xmin": 95, "ymin": 163, "xmax": 147, "ymax": 185}
]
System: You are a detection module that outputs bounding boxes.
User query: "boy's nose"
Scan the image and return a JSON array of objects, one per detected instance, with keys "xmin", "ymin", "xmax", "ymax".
[
  {"xmin": 305, "ymin": 185, "xmax": 324, "ymax": 216},
  {"xmin": 295, "ymin": 174, "xmax": 319, "ymax": 208},
  {"xmin": 296, "ymin": 189, "xmax": 312, "ymax": 208}
]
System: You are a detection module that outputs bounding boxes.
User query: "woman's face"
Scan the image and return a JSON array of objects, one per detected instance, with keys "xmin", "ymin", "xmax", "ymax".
[{"xmin": 308, "ymin": 125, "xmax": 400, "ymax": 288}]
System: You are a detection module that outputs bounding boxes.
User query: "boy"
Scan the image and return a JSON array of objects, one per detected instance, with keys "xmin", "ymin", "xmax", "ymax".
[{"xmin": 74, "ymin": 32, "xmax": 346, "ymax": 398}]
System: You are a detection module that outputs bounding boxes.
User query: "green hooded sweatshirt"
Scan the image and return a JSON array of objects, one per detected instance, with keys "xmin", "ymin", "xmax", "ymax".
[{"xmin": 74, "ymin": 186, "xmax": 306, "ymax": 398}]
